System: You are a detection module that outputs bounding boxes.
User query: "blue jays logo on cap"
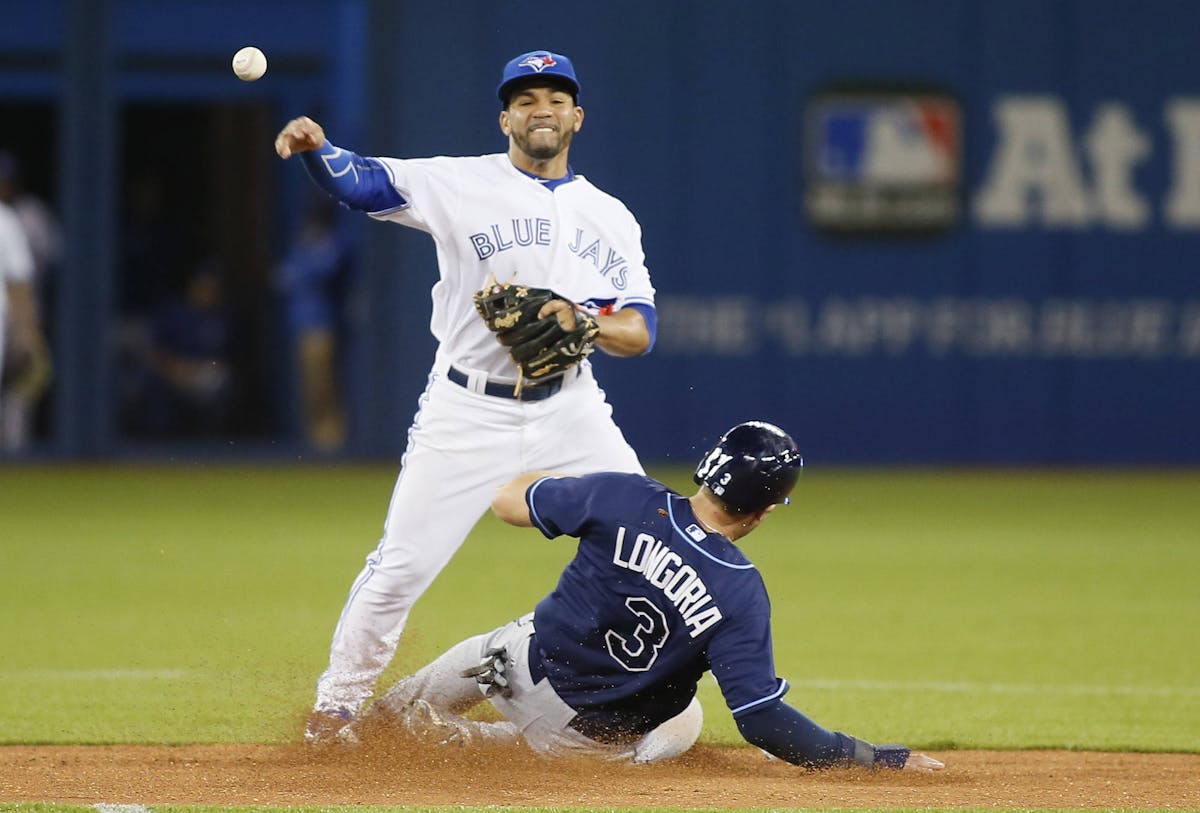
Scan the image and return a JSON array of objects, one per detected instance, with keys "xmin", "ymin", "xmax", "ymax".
[
  {"xmin": 498, "ymin": 50, "xmax": 581, "ymax": 103},
  {"xmin": 518, "ymin": 53, "xmax": 558, "ymax": 72}
]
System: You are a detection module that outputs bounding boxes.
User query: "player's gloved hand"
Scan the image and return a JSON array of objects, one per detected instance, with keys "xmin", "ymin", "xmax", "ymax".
[
  {"xmin": 853, "ymin": 738, "xmax": 944, "ymax": 771},
  {"xmin": 460, "ymin": 646, "xmax": 514, "ymax": 698},
  {"xmin": 847, "ymin": 737, "xmax": 942, "ymax": 771},
  {"xmin": 473, "ymin": 279, "xmax": 600, "ymax": 388}
]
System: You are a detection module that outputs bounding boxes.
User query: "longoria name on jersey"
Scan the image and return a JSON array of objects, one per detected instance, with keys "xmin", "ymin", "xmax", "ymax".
[{"xmin": 612, "ymin": 527, "xmax": 723, "ymax": 637}]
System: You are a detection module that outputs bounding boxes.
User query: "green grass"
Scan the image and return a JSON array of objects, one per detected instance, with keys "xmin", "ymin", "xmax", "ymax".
[{"xmin": 1, "ymin": 464, "xmax": 1198, "ymax": 751}]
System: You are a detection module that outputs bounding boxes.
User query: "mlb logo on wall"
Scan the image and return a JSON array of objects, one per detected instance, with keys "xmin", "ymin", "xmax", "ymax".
[{"xmin": 804, "ymin": 87, "xmax": 962, "ymax": 233}]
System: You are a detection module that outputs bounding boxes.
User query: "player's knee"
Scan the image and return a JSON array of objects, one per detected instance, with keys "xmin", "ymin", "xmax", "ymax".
[{"xmin": 632, "ymin": 696, "xmax": 703, "ymax": 763}]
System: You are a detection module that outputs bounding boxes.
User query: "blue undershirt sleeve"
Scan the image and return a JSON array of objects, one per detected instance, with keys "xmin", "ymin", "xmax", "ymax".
[
  {"xmin": 735, "ymin": 702, "xmax": 909, "ymax": 769},
  {"xmin": 298, "ymin": 140, "xmax": 407, "ymax": 214}
]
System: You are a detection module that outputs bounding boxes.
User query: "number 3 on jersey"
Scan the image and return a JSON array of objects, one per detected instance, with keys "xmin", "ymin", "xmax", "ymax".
[{"xmin": 604, "ymin": 596, "xmax": 669, "ymax": 672}]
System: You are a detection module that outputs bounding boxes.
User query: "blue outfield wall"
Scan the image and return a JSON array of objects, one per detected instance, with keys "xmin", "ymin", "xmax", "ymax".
[
  {"xmin": 4, "ymin": 0, "xmax": 1198, "ymax": 464},
  {"xmin": 372, "ymin": 0, "xmax": 1200, "ymax": 464}
]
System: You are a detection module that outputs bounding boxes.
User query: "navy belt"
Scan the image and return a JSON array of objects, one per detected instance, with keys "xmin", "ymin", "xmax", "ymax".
[{"xmin": 447, "ymin": 365, "xmax": 571, "ymax": 402}]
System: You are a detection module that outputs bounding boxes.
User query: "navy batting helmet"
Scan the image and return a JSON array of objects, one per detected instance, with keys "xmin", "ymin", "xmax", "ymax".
[{"xmin": 693, "ymin": 421, "xmax": 804, "ymax": 515}]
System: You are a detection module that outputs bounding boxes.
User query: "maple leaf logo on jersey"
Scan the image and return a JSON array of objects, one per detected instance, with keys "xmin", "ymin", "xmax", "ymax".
[
  {"xmin": 581, "ymin": 297, "xmax": 617, "ymax": 315},
  {"xmin": 518, "ymin": 54, "xmax": 557, "ymax": 73}
]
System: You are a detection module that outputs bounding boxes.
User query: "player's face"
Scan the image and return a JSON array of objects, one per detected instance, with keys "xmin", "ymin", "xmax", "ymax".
[{"xmin": 501, "ymin": 86, "xmax": 583, "ymax": 161}]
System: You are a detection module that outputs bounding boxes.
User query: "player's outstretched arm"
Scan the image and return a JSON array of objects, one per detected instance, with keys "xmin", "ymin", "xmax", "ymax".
[
  {"xmin": 491, "ymin": 471, "xmax": 563, "ymax": 527},
  {"xmin": 735, "ymin": 702, "xmax": 943, "ymax": 772},
  {"xmin": 275, "ymin": 118, "xmax": 405, "ymax": 214}
]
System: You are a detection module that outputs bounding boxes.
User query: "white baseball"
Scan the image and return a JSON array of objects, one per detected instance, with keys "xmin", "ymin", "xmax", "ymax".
[{"xmin": 232, "ymin": 46, "xmax": 267, "ymax": 82}]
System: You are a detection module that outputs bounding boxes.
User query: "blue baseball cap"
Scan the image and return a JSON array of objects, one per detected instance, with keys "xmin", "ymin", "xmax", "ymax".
[{"xmin": 497, "ymin": 50, "xmax": 580, "ymax": 104}]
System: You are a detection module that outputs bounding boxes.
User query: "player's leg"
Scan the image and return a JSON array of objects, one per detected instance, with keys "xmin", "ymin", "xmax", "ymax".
[
  {"xmin": 313, "ymin": 452, "xmax": 490, "ymax": 718},
  {"xmin": 467, "ymin": 617, "xmax": 648, "ymax": 760},
  {"xmin": 0, "ymin": 391, "xmax": 32, "ymax": 452},
  {"xmin": 372, "ymin": 629, "xmax": 498, "ymax": 716},
  {"xmin": 374, "ymin": 615, "xmax": 703, "ymax": 761},
  {"xmin": 311, "ymin": 376, "xmax": 524, "ymax": 724},
  {"xmin": 632, "ymin": 696, "xmax": 704, "ymax": 762},
  {"xmin": 361, "ymin": 618, "xmax": 536, "ymax": 746},
  {"xmin": 461, "ymin": 616, "xmax": 611, "ymax": 757}
]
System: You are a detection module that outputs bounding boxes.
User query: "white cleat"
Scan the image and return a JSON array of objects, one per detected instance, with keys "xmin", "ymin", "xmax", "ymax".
[{"xmin": 304, "ymin": 708, "xmax": 355, "ymax": 746}]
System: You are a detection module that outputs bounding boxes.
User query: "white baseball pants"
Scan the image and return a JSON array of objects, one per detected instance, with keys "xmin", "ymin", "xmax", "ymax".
[
  {"xmin": 372, "ymin": 613, "xmax": 703, "ymax": 762},
  {"xmin": 314, "ymin": 358, "xmax": 644, "ymax": 715}
]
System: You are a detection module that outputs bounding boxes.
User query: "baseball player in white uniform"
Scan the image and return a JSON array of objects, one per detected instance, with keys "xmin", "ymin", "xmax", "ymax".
[{"xmin": 276, "ymin": 49, "xmax": 701, "ymax": 752}]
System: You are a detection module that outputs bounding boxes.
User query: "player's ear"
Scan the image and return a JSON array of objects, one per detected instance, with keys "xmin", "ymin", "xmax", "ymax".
[
  {"xmin": 499, "ymin": 109, "xmax": 511, "ymax": 137},
  {"xmin": 573, "ymin": 105, "xmax": 584, "ymax": 133}
]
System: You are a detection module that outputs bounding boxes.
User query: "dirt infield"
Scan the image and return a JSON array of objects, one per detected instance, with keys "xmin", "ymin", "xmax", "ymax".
[{"xmin": 2, "ymin": 742, "xmax": 1198, "ymax": 808}]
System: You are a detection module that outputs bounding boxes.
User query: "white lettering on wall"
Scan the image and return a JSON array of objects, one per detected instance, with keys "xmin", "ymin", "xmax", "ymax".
[
  {"xmin": 657, "ymin": 297, "xmax": 757, "ymax": 356},
  {"xmin": 974, "ymin": 96, "xmax": 1093, "ymax": 227},
  {"xmin": 1177, "ymin": 303, "xmax": 1200, "ymax": 356},
  {"xmin": 658, "ymin": 296, "xmax": 1197, "ymax": 360},
  {"xmin": 1164, "ymin": 98, "xmax": 1200, "ymax": 228},
  {"xmin": 970, "ymin": 96, "xmax": 1200, "ymax": 230},
  {"xmin": 1085, "ymin": 104, "xmax": 1151, "ymax": 229}
]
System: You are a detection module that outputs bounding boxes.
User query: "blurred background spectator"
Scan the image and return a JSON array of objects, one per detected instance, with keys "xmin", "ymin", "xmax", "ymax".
[
  {"xmin": 119, "ymin": 171, "xmax": 185, "ymax": 326},
  {"xmin": 119, "ymin": 262, "xmax": 239, "ymax": 438},
  {"xmin": 277, "ymin": 198, "xmax": 354, "ymax": 452},
  {"xmin": 0, "ymin": 150, "xmax": 59, "ymax": 453}
]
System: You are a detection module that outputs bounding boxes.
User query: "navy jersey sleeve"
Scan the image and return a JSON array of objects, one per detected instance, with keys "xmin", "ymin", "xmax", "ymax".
[
  {"xmin": 525, "ymin": 473, "xmax": 617, "ymax": 539},
  {"xmin": 705, "ymin": 576, "xmax": 789, "ymax": 717}
]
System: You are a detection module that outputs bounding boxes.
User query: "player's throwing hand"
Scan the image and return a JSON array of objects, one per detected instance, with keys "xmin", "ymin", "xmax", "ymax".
[{"xmin": 275, "ymin": 116, "xmax": 326, "ymax": 159}]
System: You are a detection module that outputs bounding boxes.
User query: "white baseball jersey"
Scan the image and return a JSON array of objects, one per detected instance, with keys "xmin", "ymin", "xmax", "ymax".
[
  {"xmin": 0, "ymin": 201, "xmax": 36, "ymax": 367},
  {"xmin": 369, "ymin": 153, "xmax": 655, "ymax": 379},
  {"xmin": 0, "ymin": 201, "xmax": 35, "ymax": 291}
]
